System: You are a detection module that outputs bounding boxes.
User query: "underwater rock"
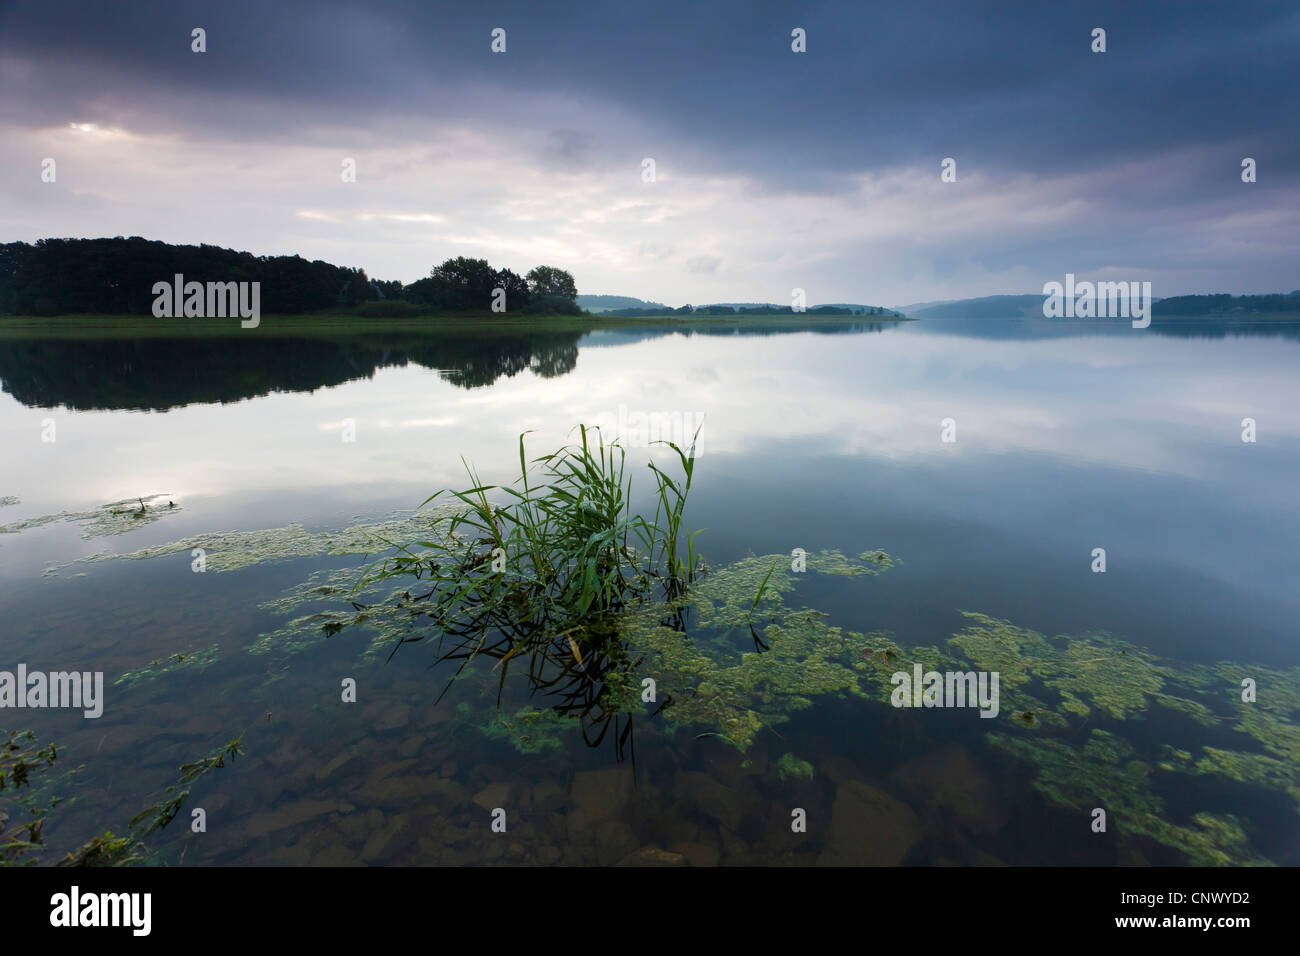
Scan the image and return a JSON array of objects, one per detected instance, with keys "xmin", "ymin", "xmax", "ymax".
[
  {"xmin": 233, "ymin": 797, "xmax": 355, "ymax": 843},
  {"xmin": 566, "ymin": 768, "xmax": 635, "ymax": 834},
  {"xmin": 817, "ymin": 780, "xmax": 922, "ymax": 866},
  {"xmin": 670, "ymin": 840, "xmax": 721, "ymax": 867},
  {"xmin": 530, "ymin": 780, "xmax": 565, "ymax": 812},
  {"xmin": 360, "ymin": 815, "xmax": 407, "ymax": 862},
  {"xmin": 674, "ymin": 770, "xmax": 750, "ymax": 832},
  {"xmin": 889, "ymin": 745, "xmax": 1006, "ymax": 835},
  {"xmin": 369, "ymin": 703, "xmax": 410, "ymax": 732},
  {"xmin": 617, "ymin": 845, "xmax": 687, "ymax": 866},
  {"xmin": 472, "ymin": 782, "xmax": 512, "ymax": 811},
  {"xmin": 593, "ymin": 820, "xmax": 640, "ymax": 865}
]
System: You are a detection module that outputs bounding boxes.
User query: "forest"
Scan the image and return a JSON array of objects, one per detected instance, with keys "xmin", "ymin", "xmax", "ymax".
[{"xmin": 0, "ymin": 238, "xmax": 580, "ymax": 317}]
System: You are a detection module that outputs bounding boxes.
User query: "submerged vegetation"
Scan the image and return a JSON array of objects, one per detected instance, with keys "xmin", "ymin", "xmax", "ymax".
[
  {"xmin": 1, "ymin": 728, "xmax": 242, "ymax": 867},
  {"xmin": 21, "ymin": 426, "xmax": 1300, "ymax": 866},
  {"xmin": 0, "ymin": 728, "xmax": 59, "ymax": 864}
]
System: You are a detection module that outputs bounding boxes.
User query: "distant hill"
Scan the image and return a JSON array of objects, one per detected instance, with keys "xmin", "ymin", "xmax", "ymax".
[
  {"xmin": 594, "ymin": 302, "xmax": 904, "ymax": 318},
  {"xmin": 901, "ymin": 291, "xmax": 1300, "ymax": 320},
  {"xmin": 902, "ymin": 295, "xmax": 1044, "ymax": 319},
  {"xmin": 578, "ymin": 297, "xmax": 902, "ymax": 317},
  {"xmin": 891, "ymin": 299, "xmax": 956, "ymax": 314},
  {"xmin": 576, "ymin": 294, "xmax": 668, "ymax": 313},
  {"xmin": 709, "ymin": 302, "xmax": 898, "ymax": 315}
]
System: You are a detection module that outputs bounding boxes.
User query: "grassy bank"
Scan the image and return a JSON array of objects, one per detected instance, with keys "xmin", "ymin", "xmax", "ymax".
[{"xmin": 0, "ymin": 311, "xmax": 911, "ymax": 341}]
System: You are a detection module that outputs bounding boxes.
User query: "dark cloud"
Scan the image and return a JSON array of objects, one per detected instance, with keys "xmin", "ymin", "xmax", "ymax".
[
  {"xmin": 0, "ymin": 0, "xmax": 1296, "ymax": 298},
  {"xmin": 3, "ymin": 0, "xmax": 1296, "ymax": 177}
]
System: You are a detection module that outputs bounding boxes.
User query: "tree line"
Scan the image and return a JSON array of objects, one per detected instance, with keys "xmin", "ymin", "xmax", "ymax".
[
  {"xmin": 1153, "ymin": 293, "xmax": 1300, "ymax": 315},
  {"xmin": 0, "ymin": 238, "xmax": 580, "ymax": 317}
]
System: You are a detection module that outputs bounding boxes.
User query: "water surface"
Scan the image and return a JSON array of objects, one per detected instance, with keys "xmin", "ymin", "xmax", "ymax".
[{"xmin": 2, "ymin": 316, "xmax": 1297, "ymax": 866}]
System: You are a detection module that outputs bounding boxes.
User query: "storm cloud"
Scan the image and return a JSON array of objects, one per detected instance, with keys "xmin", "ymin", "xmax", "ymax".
[{"xmin": 1, "ymin": 0, "xmax": 1296, "ymax": 304}]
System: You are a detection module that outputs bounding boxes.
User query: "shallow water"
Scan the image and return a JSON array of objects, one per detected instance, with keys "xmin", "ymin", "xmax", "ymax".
[{"xmin": 2, "ymin": 316, "xmax": 1298, "ymax": 866}]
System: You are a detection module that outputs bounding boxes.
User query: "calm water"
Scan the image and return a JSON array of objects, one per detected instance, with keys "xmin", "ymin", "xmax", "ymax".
[{"xmin": 2, "ymin": 316, "xmax": 1298, "ymax": 866}]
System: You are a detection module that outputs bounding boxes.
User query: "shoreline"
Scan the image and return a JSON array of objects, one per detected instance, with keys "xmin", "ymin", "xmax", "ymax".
[{"xmin": 0, "ymin": 311, "xmax": 913, "ymax": 340}]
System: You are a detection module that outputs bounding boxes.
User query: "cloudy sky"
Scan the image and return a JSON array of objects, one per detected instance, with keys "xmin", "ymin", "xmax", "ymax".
[{"xmin": 1, "ymin": 0, "xmax": 1297, "ymax": 306}]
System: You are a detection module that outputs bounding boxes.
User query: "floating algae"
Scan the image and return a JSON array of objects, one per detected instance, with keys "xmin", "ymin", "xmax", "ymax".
[
  {"xmin": 250, "ymin": 565, "xmax": 443, "ymax": 666},
  {"xmin": 951, "ymin": 613, "xmax": 1192, "ymax": 723},
  {"xmin": 775, "ymin": 752, "xmax": 815, "ymax": 782},
  {"xmin": 988, "ymin": 730, "xmax": 1269, "ymax": 866},
  {"xmin": 479, "ymin": 706, "xmax": 571, "ymax": 755},
  {"xmin": 2, "ymin": 495, "xmax": 181, "ymax": 540},
  {"xmin": 41, "ymin": 508, "xmax": 457, "ymax": 576},
  {"xmin": 39, "ymin": 492, "xmax": 1300, "ymax": 865},
  {"xmin": 811, "ymin": 549, "xmax": 896, "ymax": 576},
  {"xmin": 0, "ymin": 496, "xmax": 18, "ymax": 507},
  {"xmin": 257, "ymin": 566, "xmax": 362, "ymax": 615},
  {"xmin": 607, "ymin": 551, "xmax": 900, "ymax": 751},
  {"xmin": 115, "ymin": 644, "xmax": 221, "ymax": 689},
  {"xmin": 940, "ymin": 611, "xmax": 1300, "ymax": 863}
]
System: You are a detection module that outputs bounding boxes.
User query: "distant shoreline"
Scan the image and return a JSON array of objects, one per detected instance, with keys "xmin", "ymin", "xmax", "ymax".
[{"xmin": 0, "ymin": 311, "xmax": 913, "ymax": 340}]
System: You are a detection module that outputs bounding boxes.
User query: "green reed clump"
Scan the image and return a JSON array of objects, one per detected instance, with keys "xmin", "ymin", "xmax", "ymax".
[{"xmin": 357, "ymin": 425, "xmax": 702, "ymax": 662}]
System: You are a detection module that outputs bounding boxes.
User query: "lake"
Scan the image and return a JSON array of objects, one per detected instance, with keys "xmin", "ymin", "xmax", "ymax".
[{"xmin": 2, "ymin": 315, "xmax": 1298, "ymax": 866}]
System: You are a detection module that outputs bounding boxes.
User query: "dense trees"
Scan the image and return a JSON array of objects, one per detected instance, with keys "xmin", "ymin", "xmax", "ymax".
[
  {"xmin": 404, "ymin": 259, "xmax": 579, "ymax": 314},
  {"xmin": 1153, "ymin": 293, "xmax": 1300, "ymax": 315},
  {"xmin": 0, "ymin": 239, "xmax": 583, "ymax": 318},
  {"xmin": 0, "ymin": 238, "xmax": 378, "ymax": 315}
]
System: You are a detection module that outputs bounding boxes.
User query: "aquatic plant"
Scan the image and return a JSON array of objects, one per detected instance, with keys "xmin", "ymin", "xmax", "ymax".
[
  {"xmin": 988, "ymin": 730, "xmax": 1269, "ymax": 866},
  {"xmin": 1, "ymin": 494, "xmax": 181, "ymax": 540},
  {"xmin": 0, "ymin": 728, "xmax": 60, "ymax": 865},
  {"xmin": 775, "ymin": 752, "xmax": 815, "ymax": 783},
  {"xmin": 58, "ymin": 736, "xmax": 245, "ymax": 867},
  {"xmin": 115, "ymin": 644, "xmax": 221, "ymax": 689},
  {"xmin": 42, "ymin": 511, "xmax": 451, "ymax": 576},
  {"xmin": 479, "ymin": 705, "xmax": 571, "ymax": 755},
  {"xmin": 354, "ymin": 426, "xmax": 702, "ymax": 673},
  {"xmin": 606, "ymin": 550, "xmax": 902, "ymax": 751},
  {"xmin": 27, "ymin": 433, "xmax": 1300, "ymax": 866},
  {"xmin": 1, "ymin": 728, "xmax": 242, "ymax": 867}
]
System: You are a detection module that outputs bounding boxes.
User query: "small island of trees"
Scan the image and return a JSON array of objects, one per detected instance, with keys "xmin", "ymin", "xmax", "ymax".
[{"xmin": 0, "ymin": 238, "xmax": 581, "ymax": 318}]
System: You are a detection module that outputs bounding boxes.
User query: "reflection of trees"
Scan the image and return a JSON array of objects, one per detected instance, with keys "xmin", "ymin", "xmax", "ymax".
[
  {"xmin": 0, "ymin": 332, "xmax": 582, "ymax": 411},
  {"xmin": 0, "ymin": 319, "xmax": 901, "ymax": 412},
  {"xmin": 405, "ymin": 335, "xmax": 578, "ymax": 389}
]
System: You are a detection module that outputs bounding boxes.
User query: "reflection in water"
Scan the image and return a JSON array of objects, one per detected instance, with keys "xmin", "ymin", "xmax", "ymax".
[
  {"xmin": 2, "ymin": 317, "xmax": 1299, "ymax": 866},
  {"xmin": 0, "ymin": 319, "xmax": 896, "ymax": 412},
  {"xmin": 0, "ymin": 332, "xmax": 582, "ymax": 411},
  {"xmin": 904, "ymin": 316, "xmax": 1300, "ymax": 342}
]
